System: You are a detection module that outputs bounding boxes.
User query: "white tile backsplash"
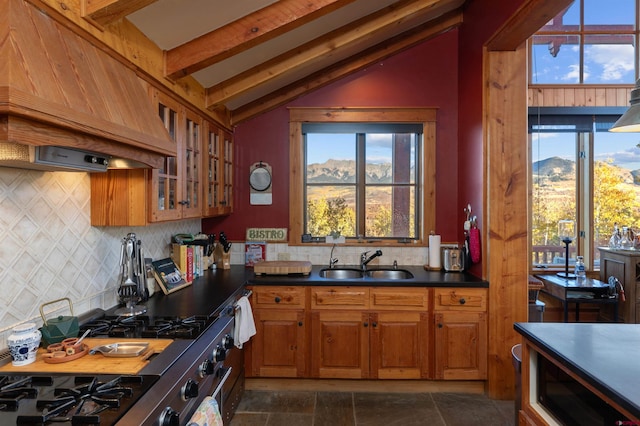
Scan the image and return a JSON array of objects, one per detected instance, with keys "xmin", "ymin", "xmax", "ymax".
[{"xmin": 0, "ymin": 167, "xmax": 200, "ymax": 349}]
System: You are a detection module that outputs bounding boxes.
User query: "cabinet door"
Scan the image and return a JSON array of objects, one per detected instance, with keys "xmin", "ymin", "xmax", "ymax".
[
  {"xmin": 203, "ymin": 121, "xmax": 223, "ymax": 216},
  {"xmin": 311, "ymin": 310, "xmax": 369, "ymax": 379},
  {"xmin": 250, "ymin": 308, "xmax": 306, "ymax": 377},
  {"xmin": 181, "ymin": 109, "xmax": 203, "ymax": 218},
  {"xmin": 434, "ymin": 311, "xmax": 487, "ymax": 380},
  {"xmin": 149, "ymin": 89, "xmax": 182, "ymax": 222},
  {"xmin": 370, "ymin": 311, "xmax": 429, "ymax": 379},
  {"xmin": 221, "ymin": 129, "xmax": 233, "ymax": 214}
]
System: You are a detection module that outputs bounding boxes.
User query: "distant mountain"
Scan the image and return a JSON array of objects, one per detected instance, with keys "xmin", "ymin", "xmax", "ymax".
[
  {"xmin": 532, "ymin": 156, "xmax": 640, "ymax": 185},
  {"xmin": 307, "ymin": 159, "xmax": 406, "ymax": 184},
  {"xmin": 532, "ymin": 157, "xmax": 575, "ymax": 182}
]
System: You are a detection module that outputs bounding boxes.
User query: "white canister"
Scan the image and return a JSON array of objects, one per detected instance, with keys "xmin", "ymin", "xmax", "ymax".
[{"xmin": 8, "ymin": 322, "xmax": 42, "ymax": 366}]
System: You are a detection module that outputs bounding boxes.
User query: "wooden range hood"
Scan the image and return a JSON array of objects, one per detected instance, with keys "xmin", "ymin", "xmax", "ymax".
[{"xmin": 0, "ymin": 0, "xmax": 175, "ymax": 170}]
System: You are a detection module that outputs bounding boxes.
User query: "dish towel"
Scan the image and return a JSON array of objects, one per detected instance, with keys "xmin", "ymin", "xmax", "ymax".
[
  {"xmin": 187, "ymin": 396, "xmax": 223, "ymax": 426},
  {"xmin": 233, "ymin": 295, "xmax": 256, "ymax": 349}
]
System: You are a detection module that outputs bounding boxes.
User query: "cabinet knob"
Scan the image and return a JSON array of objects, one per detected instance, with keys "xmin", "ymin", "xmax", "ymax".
[
  {"xmin": 372, "ymin": 322, "xmax": 377, "ymax": 328},
  {"xmin": 274, "ymin": 296, "xmax": 281, "ymax": 303},
  {"xmin": 364, "ymin": 322, "xmax": 368, "ymax": 327},
  {"xmin": 459, "ymin": 298, "xmax": 466, "ymax": 305},
  {"xmin": 438, "ymin": 323, "xmax": 443, "ymax": 328},
  {"xmin": 298, "ymin": 321, "xmax": 303, "ymax": 327}
]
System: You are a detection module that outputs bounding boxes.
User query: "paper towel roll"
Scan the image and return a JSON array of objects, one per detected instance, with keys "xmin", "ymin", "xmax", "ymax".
[{"xmin": 428, "ymin": 234, "xmax": 441, "ymax": 270}]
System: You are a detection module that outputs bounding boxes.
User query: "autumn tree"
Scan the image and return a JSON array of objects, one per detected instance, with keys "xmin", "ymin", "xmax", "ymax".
[
  {"xmin": 593, "ymin": 160, "xmax": 637, "ymax": 245},
  {"xmin": 307, "ymin": 197, "xmax": 355, "ymax": 236}
]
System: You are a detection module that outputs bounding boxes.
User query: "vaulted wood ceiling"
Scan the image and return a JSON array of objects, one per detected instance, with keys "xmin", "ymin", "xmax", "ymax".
[{"xmin": 84, "ymin": 0, "xmax": 466, "ymax": 124}]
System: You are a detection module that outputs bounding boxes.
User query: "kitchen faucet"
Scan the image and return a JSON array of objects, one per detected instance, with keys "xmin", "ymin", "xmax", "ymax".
[
  {"xmin": 360, "ymin": 250, "xmax": 382, "ymax": 271},
  {"xmin": 329, "ymin": 244, "xmax": 339, "ymax": 269}
]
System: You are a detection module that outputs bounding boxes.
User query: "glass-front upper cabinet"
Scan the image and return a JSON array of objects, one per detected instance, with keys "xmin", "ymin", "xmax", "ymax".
[
  {"xmin": 150, "ymin": 89, "xmax": 181, "ymax": 221},
  {"xmin": 203, "ymin": 120, "xmax": 233, "ymax": 217},
  {"xmin": 182, "ymin": 109, "xmax": 203, "ymax": 219},
  {"xmin": 149, "ymin": 88, "xmax": 203, "ymax": 221}
]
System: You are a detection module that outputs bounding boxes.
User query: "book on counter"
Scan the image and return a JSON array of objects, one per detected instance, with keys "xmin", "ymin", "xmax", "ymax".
[{"xmin": 151, "ymin": 257, "xmax": 191, "ymax": 295}]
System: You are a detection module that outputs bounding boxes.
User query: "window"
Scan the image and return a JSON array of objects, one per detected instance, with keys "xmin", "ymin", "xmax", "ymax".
[
  {"xmin": 289, "ymin": 108, "xmax": 436, "ymax": 245},
  {"xmin": 531, "ymin": 0, "xmax": 637, "ymax": 84},
  {"xmin": 529, "ymin": 107, "xmax": 637, "ymax": 271}
]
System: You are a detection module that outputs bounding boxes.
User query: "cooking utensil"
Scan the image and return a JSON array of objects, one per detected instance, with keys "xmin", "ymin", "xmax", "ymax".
[
  {"xmin": 89, "ymin": 342, "xmax": 150, "ymax": 357},
  {"xmin": 39, "ymin": 298, "xmax": 79, "ymax": 346}
]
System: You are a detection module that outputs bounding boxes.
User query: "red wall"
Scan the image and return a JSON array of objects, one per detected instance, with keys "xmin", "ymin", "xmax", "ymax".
[
  {"xmin": 457, "ymin": 0, "xmax": 529, "ymax": 275},
  {"xmin": 203, "ymin": 30, "xmax": 460, "ymax": 242}
]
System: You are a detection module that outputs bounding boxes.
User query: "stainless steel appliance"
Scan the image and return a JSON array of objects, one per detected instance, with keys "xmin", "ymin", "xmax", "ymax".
[
  {"xmin": 0, "ymin": 290, "xmax": 247, "ymax": 425},
  {"xmin": 443, "ymin": 248, "xmax": 465, "ymax": 272}
]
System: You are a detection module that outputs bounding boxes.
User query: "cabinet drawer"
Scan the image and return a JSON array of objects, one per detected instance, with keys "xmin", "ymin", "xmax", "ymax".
[
  {"xmin": 434, "ymin": 288, "xmax": 487, "ymax": 311},
  {"xmin": 311, "ymin": 287, "xmax": 369, "ymax": 309},
  {"xmin": 370, "ymin": 288, "xmax": 429, "ymax": 310},
  {"xmin": 250, "ymin": 286, "xmax": 305, "ymax": 309}
]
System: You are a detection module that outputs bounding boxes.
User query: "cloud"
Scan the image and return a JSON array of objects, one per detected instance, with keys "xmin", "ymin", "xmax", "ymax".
[
  {"xmin": 585, "ymin": 44, "xmax": 634, "ymax": 82},
  {"xmin": 562, "ymin": 64, "xmax": 581, "ymax": 81},
  {"xmin": 596, "ymin": 146, "xmax": 640, "ymax": 165}
]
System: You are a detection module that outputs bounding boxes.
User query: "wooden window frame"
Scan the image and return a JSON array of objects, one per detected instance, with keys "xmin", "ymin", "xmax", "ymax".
[{"xmin": 288, "ymin": 107, "xmax": 436, "ymax": 246}]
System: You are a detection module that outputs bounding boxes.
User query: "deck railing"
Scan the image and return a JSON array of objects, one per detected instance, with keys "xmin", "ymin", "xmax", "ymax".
[{"xmin": 532, "ymin": 245, "xmax": 575, "ymax": 266}]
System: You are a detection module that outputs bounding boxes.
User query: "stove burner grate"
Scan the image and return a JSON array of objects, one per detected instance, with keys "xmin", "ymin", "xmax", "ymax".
[
  {"xmin": 140, "ymin": 315, "xmax": 209, "ymax": 338},
  {"xmin": 10, "ymin": 375, "xmax": 155, "ymax": 425}
]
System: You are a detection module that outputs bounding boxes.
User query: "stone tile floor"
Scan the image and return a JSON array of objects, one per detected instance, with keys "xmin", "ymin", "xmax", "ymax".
[{"xmin": 230, "ymin": 390, "xmax": 515, "ymax": 426}]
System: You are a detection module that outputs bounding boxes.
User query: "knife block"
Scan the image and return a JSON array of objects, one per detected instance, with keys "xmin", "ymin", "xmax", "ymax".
[{"xmin": 213, "ymin": 244, "xmax": 231, "ymax": 269}]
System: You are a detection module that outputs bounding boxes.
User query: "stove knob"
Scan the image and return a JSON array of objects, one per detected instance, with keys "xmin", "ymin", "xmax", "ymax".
[
  {"xmin": 159, "ymin": 407, "xmax": 180, "ymax": 426},
  {"xmin": 181, "ymin": 378, "xmax": 199, "ymax": 401},
  {"xmin": 198, "ymin": 358, "xmax": 214, "ymax": 377},
  {"xmin": 212, "ymin": 343, "xmax": 226, "ymax": 362},
  {"xmin": 222, "ymin": 333, "xmax": 234, "ymax": 349}
]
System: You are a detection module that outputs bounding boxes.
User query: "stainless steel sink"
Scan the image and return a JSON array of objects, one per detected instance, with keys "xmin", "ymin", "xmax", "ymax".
[
  {"xmin": 366, "ymin": 269, "xmax": 414, "ymax": 280},
  {"xmin": 318, "ymin": 268, "xmax": 364, "ymax": 279}
]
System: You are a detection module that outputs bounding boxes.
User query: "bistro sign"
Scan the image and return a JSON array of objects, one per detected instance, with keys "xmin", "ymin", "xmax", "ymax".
[{"xmin": 246, "ymin": 228, "xmax": 287, "ymax": 242}]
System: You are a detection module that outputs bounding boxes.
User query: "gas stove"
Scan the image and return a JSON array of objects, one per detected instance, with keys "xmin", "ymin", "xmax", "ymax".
[
  {"xmin": 0, "ymin": 374, "xmax": 158, "ymax": 425},
  {"xmin": 78, "ymin": 315, "xmax": 212, "ymax": 339}
]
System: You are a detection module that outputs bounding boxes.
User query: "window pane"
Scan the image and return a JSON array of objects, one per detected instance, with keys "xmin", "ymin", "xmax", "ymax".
[
  {"xmin": 593, "ymin": 131, "xmax": 640, "ymax": 251},
  {"xmin": 584, "ymin": 0, "xmax": 634, "ymax": 26},
  {"xmin": 531, "ymin": 35, "xmax": 581, "ymax": 84},
  {"xmin": 306, "ymin": 134, "xmax": 356, "ymax": 183},
  {"xmin": 540, "ymin": 2, "xmax": 580, "ymax": 31},
  {"xmin": 365, "ymin": 133, "xmax": 415, "ymax": 184},
  {"xmin": 531, "ymin": 132, "xmax": 577, "ymax": 267},
  {"xmin": 306, "ymin": 186, "xmax": 356, "ymax": 237},
  {"xmin": 584, "ymin": 34, "xmax": 635, "ymax": 83},
  {"xmin": 365, "ymin": 186, "xmax": 415, "ymax": 238}
]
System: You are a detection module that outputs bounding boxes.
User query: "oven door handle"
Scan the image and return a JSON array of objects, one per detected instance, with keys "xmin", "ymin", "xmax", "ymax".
[{"xmin": 212, "ymin": 367, "xmax": 233, "ymax": 399}]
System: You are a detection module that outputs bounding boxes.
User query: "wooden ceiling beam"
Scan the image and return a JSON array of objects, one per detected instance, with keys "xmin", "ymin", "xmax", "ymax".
[
  {"xmin": 230, "ymin": 10, "xmax": 463, "ymax": 125},
  {"xmin": 82, "ymin": 0, "xmax": 158, "ymax": 28},
  {"xmin": 206, "ymin": 0, "xmax": 457, "ymax": 108},
  {"xmin": 164, "ymin": 0, "xmax": 357, "ymax": 80},
  {"xmin": 486, "ymin": 0, "xmax": 573, "ymax": 51}
]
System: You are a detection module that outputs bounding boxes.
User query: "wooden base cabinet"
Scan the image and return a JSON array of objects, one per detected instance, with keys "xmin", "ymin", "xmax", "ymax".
[
  {"xmin": 248, "ymin": 286, "xmax": 307, "ymax": 377},
  {"xmin": 370, "ymin": 311, "xmax": 430, "ymax": 379},
  {"xmin": 310, "ymin": 310, "xmax": 370, "ymax": 378},
  {"xmin": 598, "ymin": 247, "xmax": 640, "ymax": 323},
  {"xmin": 251, "ymin": 309, "xmax": 306, "ymax": 377},
  {"xmin": 433, "ymin": 288, "xmax": 488, "ymax": 380},
  {"xmin": 246, "ymin": 285, "xmax": 485, "ymax": 381}
]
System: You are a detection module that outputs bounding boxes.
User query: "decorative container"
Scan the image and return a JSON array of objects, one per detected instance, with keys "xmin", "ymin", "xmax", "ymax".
[{"xmin": 8, "ymin": 322, "xmax": 42, "ymax": 366}]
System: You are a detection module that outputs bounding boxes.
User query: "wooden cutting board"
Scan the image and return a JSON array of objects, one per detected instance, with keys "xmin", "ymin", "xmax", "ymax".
[
  {"xmin": 0, "ymin": 338, "xmax": 172, "ymax": 375},
  {"xmin": 254, "ymin": 260, "xmax": 312, "ymax": 275}
]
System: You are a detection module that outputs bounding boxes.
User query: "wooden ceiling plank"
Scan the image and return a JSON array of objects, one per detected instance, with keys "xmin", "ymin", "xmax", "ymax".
[
  {"xmin": 486, "ymin": 0, "xmax": 573, "ymax": 51},
  {"xmin": 82, "ymin": 0, "xmax": 158, "ymax": 28},
  {"xmin": 165, "ymin": 0, "xmax": 357, "ymax": 79},
  {"xmin": 231, "ymin": 11, "xmax": 463, "ymax": 125},
  {"xmin": 206, "ymin": 0, "xmax": 456, "ymax": 108}
]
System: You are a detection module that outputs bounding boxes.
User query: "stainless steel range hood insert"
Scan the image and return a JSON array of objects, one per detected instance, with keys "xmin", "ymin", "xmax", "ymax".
[{"xmin": 0, "ymin": 144, "xmax": 112, "ymax": 172}]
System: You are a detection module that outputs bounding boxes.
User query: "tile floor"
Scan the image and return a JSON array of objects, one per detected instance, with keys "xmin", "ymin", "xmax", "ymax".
[{"xmin": 230, "ymin": 390, "xmax": 516, "ymax": 426}]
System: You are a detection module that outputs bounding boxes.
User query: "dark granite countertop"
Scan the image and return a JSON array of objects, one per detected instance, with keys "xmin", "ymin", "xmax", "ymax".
[
  {"xmin": 114, "ymin": 265, "xmax": 486, "ymax": 319},
  {"xmin": 247, "ymin": 265, "xmax": 488, "ymax": 287},
  {"xmin": 514, "ymin": 322, "xmax": 640, "ymax": 419}
]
